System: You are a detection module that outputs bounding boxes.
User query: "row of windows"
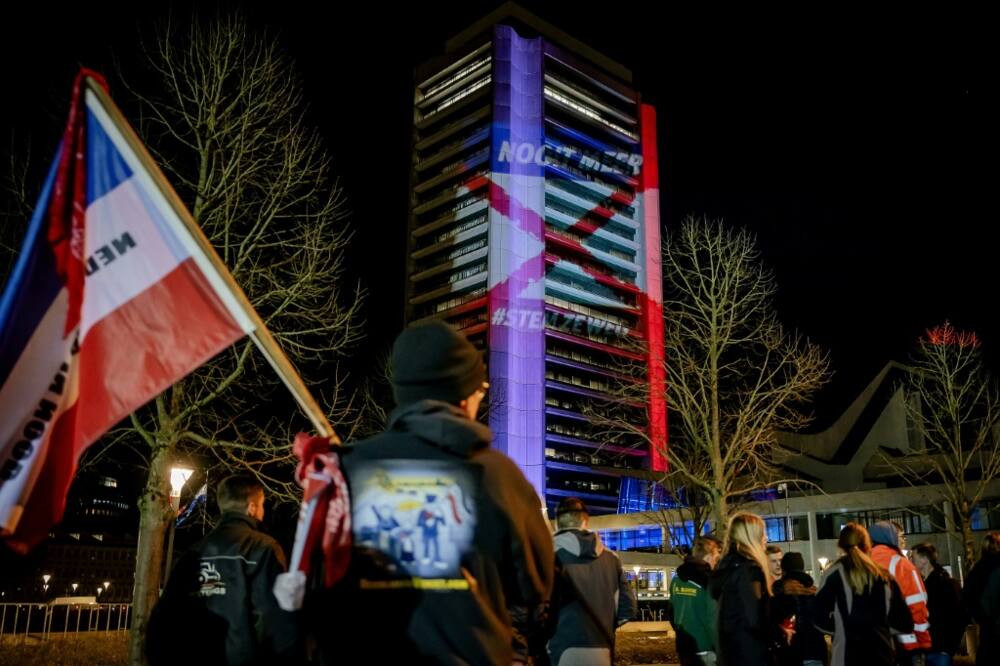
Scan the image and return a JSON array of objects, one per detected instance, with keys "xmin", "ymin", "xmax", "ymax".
[
  {"xmin": 545, "ymin": 124, "xmax": 636, "ymax": 179},
  {"xmin": 546, "ymin": 149, "xmax": 634, "ymax": 199},
  {"xmin": 547, "ymin": 269, "xmax": 634, "ymax": 309},
  {"xmin": 415, "ymin": 177, "xmax": 488, "ymax": 221},
  {"xmin": 547, "ymin": 421, "xmax": 598, "ymax": 440},
  {"xmin": 598, "ymin": 527, "xmax": 664, "ymax": 552},
  {"xmin": 423, "ymin": 75, "xmax": 491, "ymax": 121},
  {"xmin": 416, "ymin": 147, "xmax": 490, "ymax": 199},
  {"xmin": 543, "ymin": 56, "xmax": 639, "ymax": 132},
  {"xmin": 546, "ymin": 222, "xmax": 636, "ymax": 263},
  {"xmin": 416, "ymin": 169, "xmax": 490, "ymax": 214},
  {"xmin": 421, "ymin": 55, "xmax": 492, "ymax": 100},
  {"xmin": 446, "ymin": 263, "xmax": 486, "ymax": 285},
  {"xmin": 816, "ymin": 507, "xmax": 937, "ymax": 541},
  {"xmin": 83, "ymin": 498, "xmax": 129, "ymax": 510},
  {"xmin": 546, "ymin": 295, "xmax": 635, "ymax": 331},
  {"xmin": 549, "ymin": 249, "xmax": 637, "ymax": 287},
  {"xmin": 546, "ymin": 369, "xmax": 612, "ymax": 393},
  {"xmin": 971, "ymin": 503, "xmax": 1000, "ymax": 530},
  {"xmin": 547, "ymin": 344, "xmax": 623, "ymax": 374},
  {"xmin": 545, "ymin": 396, "xmax": 585, "ymax": 410},
  {"xmin": 423, "ymin": 214, "xmax": 487, "ymax": 248},
  {"xmin": 432, "ymin": 287, "xmax": 486, "ymax": 315},
  {"xmin": 449, "ymin": 312, "xmax": 488, "ymax": 332},
  {"xmin": 617, "ymin": 479, "xmax": 680, "ymax": 514},
  {"xmin": 765, "ymin": 516, "xmax": 810, "ymax": 543},
  {"xmin": 548, "ymin": 475, "xmax": 618, "ymax": 496},
  {"xmin": 415, "ymin": 238, "xmax": 487, "ymax": 277},
  {"xmin": 547, "ymin": 178, "xmax": 636, "ymax": 221},
  {"xmin": 545, "ymin": 197, "xmax": 635, "ymax": 244},
  {"xmin": 414, "ymin": 123, "xmax": 489, "ymax": 172},
  {"xmin": 544, "ymin": 87, "xmax": 637, "ymax": 141},
  {"xmin": 545, "ymin": 447, "xmax": 637, "ymax": 470}
]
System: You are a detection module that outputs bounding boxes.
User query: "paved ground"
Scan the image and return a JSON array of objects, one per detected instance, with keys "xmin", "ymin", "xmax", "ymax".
[{"xmin": 616, "ymin": 631, "xmax": 677, "ymax": 665}]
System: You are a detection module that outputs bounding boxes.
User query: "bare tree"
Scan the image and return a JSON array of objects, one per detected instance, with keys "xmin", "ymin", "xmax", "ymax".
[
  {"xmin": 664, "ymin": 218, "xmax": 830, "ymax": 538},
  {"xmin": 0, "ymin": 138, "xmax": 34, "ymax": 281},
  {"xmin": 643, "ymin": 468, "xmax": 713, "ymax": 553},
  {"xmin": 119, "ymin": 14, "xmax": 364, "ymax": 664},
  {"xmin": 889, "ymin": 323, "xmax": 1000, "ymax": 565},
  {"xmin": 590, "ymin": 217, "xmax": 830, "ymax": 540}
]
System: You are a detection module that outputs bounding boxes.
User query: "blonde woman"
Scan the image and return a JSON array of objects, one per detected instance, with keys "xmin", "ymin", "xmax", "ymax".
[
  {"xmin": 709, "ymin": 513, "xmax": 777, "ymax": 666},
  {"xmin": 814, "ymin": 522, "xmax": 913, "ymax": 666}
]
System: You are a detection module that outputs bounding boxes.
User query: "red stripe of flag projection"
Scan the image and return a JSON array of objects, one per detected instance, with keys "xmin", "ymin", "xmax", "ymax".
[{"xmin": 484, "ymin": 25, "xmax": 666, "ymax": 507}]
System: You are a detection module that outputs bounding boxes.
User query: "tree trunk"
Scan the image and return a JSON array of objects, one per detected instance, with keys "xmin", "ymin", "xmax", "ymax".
[
  {"xmin": 960, "ymin": 513, "xmax": 977, "ymax": 570},
  {"xmin": 127, "ymin": 441, "xmax": 173, "ymax": 666},
  {"xmin": 712, "ymin": 491, "xmax": 729, "ymax": 543}
]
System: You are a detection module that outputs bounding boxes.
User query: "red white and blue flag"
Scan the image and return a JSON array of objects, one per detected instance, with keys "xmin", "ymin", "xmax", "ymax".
[{"xmin": 0, "ymin": 70, "xmax": 255, "ymax": 553}]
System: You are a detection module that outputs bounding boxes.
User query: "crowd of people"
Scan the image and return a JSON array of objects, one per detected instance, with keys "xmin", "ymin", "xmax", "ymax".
[
  {"xmin": 671, "ymin": 515, "xmax": 1000, "ymax": 666},
  {"xmin": 144, "ymin": 321, "xmax": 1000, "ymax": 666}
]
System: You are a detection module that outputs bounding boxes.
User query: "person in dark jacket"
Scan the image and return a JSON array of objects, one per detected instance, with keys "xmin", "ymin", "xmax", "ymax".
[
  {"xmin": 310, "ymin": 320, "xmax": 555, "ymax": 665},
  {"xmin": 670, "ymin": 535, "xmax": 721, "ymax": 666},
  {"xmin": 147, "ymin": 475, "xmax": 299, "ymax": 666},
  {"xmin": 912, "ymin": 542, "xmax": 966, "ymax": 666},
  {"xmin": 772, "ymin": 551, "xmax": 827, "ymax": 666},
  {"xmin": 964, "ymin": 532, "xmax": 1000, "ymax": 666},
  {"xmin": 546, "ymin": 497, "xmax": 635, "ymax": 666},
  {"xmin": 709, "ymin": 513, "xmax": 780, "ymax": 666},
  {"xmin": 815, "ymin": 522, "xmax": 914, "ymax": 666}
]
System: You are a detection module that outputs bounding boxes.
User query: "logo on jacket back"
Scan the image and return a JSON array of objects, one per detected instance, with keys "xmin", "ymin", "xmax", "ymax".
[
  {"xmin": 351, "ymin": 459, "xmax": 478, "ymax": 586},
  {"xmin": 198, "ymin": 561, "xmax": 226, "ymax": 597}
]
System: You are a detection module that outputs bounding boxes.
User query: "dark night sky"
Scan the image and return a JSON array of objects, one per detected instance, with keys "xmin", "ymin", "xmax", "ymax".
[{"xmin": 1, "ymin": 1, "xmax": 996, "ymax": 426}]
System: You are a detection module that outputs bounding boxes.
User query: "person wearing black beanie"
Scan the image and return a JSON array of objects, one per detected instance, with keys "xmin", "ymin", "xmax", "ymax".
[
  {"xmin": 390, "ymin": 319, "xmax": 488, "ymax": 408},
  {"xmin": 772, "ymin": 551, "xmax": 827, "ymax": 666},
  {"xmin": 308, "ymin": 320, "xmax": 554, "ymax": 666}
]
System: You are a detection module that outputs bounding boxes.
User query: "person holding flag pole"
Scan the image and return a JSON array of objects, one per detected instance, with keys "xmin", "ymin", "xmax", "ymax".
[{"xmin": 0, "ymin": 68, "xmax": 350, "ymax": 660}]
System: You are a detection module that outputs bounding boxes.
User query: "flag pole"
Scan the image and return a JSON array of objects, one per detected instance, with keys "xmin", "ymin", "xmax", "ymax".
[{"xmin": 82, "ymin": 77, "xmax": 339, "ymax": 443}]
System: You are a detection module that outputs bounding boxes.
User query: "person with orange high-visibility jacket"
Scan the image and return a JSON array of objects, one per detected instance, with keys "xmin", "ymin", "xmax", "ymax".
[{"xmin": 870, "ymin": 521, "xmax": 931, "ymax": 665}]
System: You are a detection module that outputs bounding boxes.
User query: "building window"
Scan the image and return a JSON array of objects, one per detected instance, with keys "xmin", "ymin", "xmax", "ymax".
[
  {"xmin": 816, "ymin": 507, "xmax": 938, "ymax": 541},
  {"xmin": 598, "ymin": 526, "xmax": 663, "ymax": 552}
]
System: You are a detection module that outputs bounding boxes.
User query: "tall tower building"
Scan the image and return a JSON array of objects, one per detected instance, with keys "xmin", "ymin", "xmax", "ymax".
[{"xmin": 405, "ymin": 4, "xmax": 665, "ymax": 515}]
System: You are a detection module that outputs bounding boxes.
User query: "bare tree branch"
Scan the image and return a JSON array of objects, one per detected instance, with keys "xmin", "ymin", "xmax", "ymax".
[
  {"xmin": 588, "ymin": 217, "xmax": 830, "ymax": 540},
  {"xmin": 879, "ymin": 322, "xmax": 1000, "ymax": 565}
]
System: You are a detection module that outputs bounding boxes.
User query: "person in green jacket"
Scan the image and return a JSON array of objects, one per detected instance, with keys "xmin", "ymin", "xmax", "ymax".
[{"xmin": 670, "ymin": 536, "xmax": 722, "ymax": 666}]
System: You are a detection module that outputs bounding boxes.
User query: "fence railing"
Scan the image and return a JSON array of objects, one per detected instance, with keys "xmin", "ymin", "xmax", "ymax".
[{"xmin": 0, "ymin": 602, "xmax": 131, "ymax": 644}]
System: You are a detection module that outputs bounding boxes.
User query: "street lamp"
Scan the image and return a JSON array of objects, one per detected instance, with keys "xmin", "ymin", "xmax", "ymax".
[
  {"xmin": 103, "ymin": 581, "xmax": 110, "ymax": 591},
  {"xmin": 164, "ymin": 465, "xmax": 195, "ymax": 585},
  {"xmin": 817, "ymin": 557, "xmax": 829, "ymax": 571},
  {"xmin": 71, "ymin": 583, "xmax": 78, "ymax": 593},
  {"xmin": 169, "ymin": 467, "xmax": 195, "ymax": 504}
]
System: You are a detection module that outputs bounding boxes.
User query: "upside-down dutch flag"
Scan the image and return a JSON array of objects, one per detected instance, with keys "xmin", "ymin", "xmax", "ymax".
[{"xmin": 0, "ymin": 70, "xmax": 254, "ymax": 553}]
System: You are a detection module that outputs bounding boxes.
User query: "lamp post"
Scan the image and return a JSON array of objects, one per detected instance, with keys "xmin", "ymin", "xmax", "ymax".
[
  {"xmin": 41, "ymin": 574, "xmax": 51, "ymax": 598},
  {"xmin": 817, "ymin": 557, "xmax": 829, "ymax": 572},
  {"xmin": 71, "ymin": 583, "xmax": 78, "ymax": 594},
  {"xmin": 164, "ymin": 466, "xmax": 194, "ymax": 585}
]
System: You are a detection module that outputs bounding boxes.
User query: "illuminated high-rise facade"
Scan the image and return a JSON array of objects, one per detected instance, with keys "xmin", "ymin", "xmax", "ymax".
[{"xmin": 405, "ymin": 5, "xmax": 665, "ymax": 515}]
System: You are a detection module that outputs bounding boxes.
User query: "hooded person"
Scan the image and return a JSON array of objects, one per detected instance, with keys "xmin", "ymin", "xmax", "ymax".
[
  {"xmin": 869, "ymin": 521, "xmax": 931, "ymax": 663},
  {"xmin": 546, "ymin": 497, "xmax": 636, "ymax": 666},
  {"xmin": 307, "ymin": 320, "xmax": 555, "ymax": 665}
]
